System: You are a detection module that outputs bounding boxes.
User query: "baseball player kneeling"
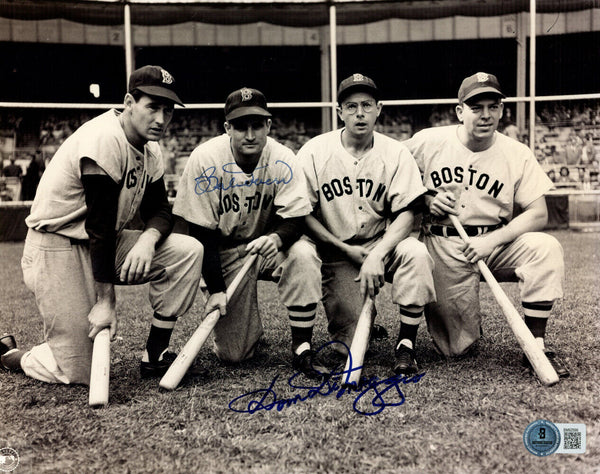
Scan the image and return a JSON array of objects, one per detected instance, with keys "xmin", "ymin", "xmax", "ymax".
[
  {"xmin": 173, "ymin": 87, "xmax": 326, "ymax": 379},
  {"xmin": 404, "ymin": 72, "xmax": 569, "ymax": 377},
  {"xmin": 0, "ymin": 66, "xmax": 204, "ymax": 383},
  {"xmin": 293, "ymin": 74, "xmax": 437, "ymax": 375}
]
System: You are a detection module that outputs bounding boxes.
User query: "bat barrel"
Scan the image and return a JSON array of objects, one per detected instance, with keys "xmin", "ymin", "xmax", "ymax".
[
  {"xmin": 89, "ymin": 328, "xmax": 110, "ymax": 407},
  {"xmin": 343, "ymin": 297, "xmax": 374, "ymax": 386},
  {"xmin": 159, "ymin": 253, "xmax": 259, "ymax": 390},
  {"xmin": 159, "ymin": 311, "xmax": 220, "ymax": 390},
  {"xmin": 448, "ymin": 215, "xmax": 559, "ymax": 386}
]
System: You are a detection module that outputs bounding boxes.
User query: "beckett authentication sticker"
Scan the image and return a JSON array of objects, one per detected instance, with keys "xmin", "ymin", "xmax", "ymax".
[
  {"xmin": 523, "ymin": 420, "xmax": 561, "ymax": 456},
  {"xmin": 555, "ymin": 423, "xmax": 587, "ymax": 454}
]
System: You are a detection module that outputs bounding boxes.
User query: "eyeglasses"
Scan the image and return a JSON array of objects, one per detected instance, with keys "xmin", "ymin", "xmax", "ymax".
[{"xmin": 341, "ymin": 101, "xmax": 376, "ymax": 114}]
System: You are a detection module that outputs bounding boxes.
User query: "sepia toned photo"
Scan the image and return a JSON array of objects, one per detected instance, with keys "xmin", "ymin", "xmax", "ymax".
[{"xmin": 0, "ymin": 1, "xmax": 598, "ymax": 472}]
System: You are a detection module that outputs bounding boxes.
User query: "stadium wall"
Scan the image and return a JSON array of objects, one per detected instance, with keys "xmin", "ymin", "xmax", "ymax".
[{"xmin": 1, "ymin": 10, "xmax": 599, "ymax": 46}]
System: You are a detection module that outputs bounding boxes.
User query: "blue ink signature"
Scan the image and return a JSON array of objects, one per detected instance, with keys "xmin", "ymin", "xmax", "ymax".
[
  {"xmin": 228, "ymin": 341, "xmax": 425, "ymax": 416},
  {"xmin": 194, "ymin": 160, "xmax": 293, "ymax": 195}
]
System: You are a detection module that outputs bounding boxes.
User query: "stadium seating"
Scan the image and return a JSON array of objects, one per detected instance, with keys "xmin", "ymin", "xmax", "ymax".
[{"xmin": 2, "ymin": 101, "xmax": 600, "ymax": 191}]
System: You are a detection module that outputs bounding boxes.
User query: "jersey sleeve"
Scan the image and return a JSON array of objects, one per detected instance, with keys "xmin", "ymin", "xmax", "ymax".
[
  {"xmin": 77, "ymin": 113, "xmax": 127, "ymax": 183},
  {"xmin": 514, "ymin": 147, "xmax": 554, "ymax": 209},
  {"xmin": 172, "ymin": 147, "xmax": 221, "ymax": 230},
  {"xmin": 295, "ymin": 142, "xmax": 320, "ymax": 212},
  {"xmin": 272, "ymin": 144, "xmax": 313, "ymax": 219},
  {"xmin": 402, "ymin": 131, "xmax": 428, "ymax": 175},
  {"xmin": 388, "ymin": 144, "xmax": 428, "ymax": 214}
]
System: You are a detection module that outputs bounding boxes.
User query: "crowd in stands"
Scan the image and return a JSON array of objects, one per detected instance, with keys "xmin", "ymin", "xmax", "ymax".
[
  {"xmin": 532, "ymin": 101, "xmax": 600, "ymax": 190},
  {"xmin": 2, "ymin": 100, "xmax": 600, "ymax": 201}
]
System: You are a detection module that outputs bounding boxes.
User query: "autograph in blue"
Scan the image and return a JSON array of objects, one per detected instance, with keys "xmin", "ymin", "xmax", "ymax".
[
  {"xmin": 228, "ymin": 342, "xmax": 425, "ymax": 416},
  {"xmin": 194, "ymin": 161, "xmax": 293, "ymax": 196}
]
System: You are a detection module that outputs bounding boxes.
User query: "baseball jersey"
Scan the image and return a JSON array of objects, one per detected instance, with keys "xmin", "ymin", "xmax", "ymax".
[
  {"xmin": 26, "ymin": 110, "xmax": 164, "ymax": 239},
  {"xmin": 297, "ymin": 129, "xmax": 427, "ymax": 242},
  {"xmin": 404, "ymin": 125, "xmax": 553, "ymax": 226},
  {"xmin": 173, "ymin": 134, "xmax": 311, "ymax": 241}
]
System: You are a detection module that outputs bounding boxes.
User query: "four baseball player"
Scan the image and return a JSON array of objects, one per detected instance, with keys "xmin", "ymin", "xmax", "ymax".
[{"xmin": 1, "ymin": 68, "xmax": 569, "ymax": 387}]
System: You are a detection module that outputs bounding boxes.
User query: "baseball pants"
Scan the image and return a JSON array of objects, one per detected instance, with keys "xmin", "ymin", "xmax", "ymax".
[
  {"xmin": 422, "ymin": 231, "xmax": 564, "ymax": 357},
  {"xmin": 20, "ymin": 228, "xmax": 203, "ymax": 385},
  {"xmin": 290, "ymin": 236, "xmax": 437, "ymax": 350},
  {"xmin": 211, "ymin": 240, "xmax": 321, "ymax": 363}
]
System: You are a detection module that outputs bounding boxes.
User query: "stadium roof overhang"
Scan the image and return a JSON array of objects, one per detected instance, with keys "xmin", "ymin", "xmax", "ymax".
[{"xmin": 0, "ymin": 0, "xmax": 598, "ymax": 27}]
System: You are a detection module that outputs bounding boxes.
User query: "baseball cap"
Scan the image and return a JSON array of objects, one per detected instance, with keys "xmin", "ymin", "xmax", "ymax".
[
  {"xmin": 128, "ymin": 65, "xmax": 184, "ymax": 106},
  {"xmin": 225, "ymin": 87, "xmax": 272, "ymax": 122},
  {"xmin": 337, "ymin": 73, "xmax": 379, "ymax": 103},
  {"xmin": 458, "ymin": 72, "xmax": 505, "ymax": 103}
]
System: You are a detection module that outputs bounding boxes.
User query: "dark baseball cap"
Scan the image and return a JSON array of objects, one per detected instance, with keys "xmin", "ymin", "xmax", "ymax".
[
  {"xmin": 128, "ymin": 65, "xmax": 184, "ymax": 106},
  {"xmin": 337, "ymin": 73, "xmax": 379, "ymax": 103},
  {"xmin": 458, "ymin": 72, "xmax": 505, "ymax": 103},
  {"xmin": 225, "ymin": 87, "xmax": 272, "ymax": 122}
]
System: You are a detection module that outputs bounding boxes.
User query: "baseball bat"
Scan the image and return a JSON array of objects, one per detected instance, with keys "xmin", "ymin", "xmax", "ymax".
[
  {"xmin": 89, "ymin": 328, "xmax": 111, "ymax": 407},
  {"xmin": 448, "ymin": 215, "xmax": 559, "ymax": 386},
  {"xmin": 342, "ymin": 295, "xmax": 375, "ymax": 386},
  {"xmin": 159, "ymin": 253, "xmax": 258, "ymax": 390}
]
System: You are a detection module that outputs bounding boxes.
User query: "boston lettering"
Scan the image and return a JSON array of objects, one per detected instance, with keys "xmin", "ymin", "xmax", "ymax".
[
  {"xmin": 321, "ymin": 177, "xmax": 386, "ymax": 202},
  {"xmin": 430, "ymin": 166, "xmax": 504, "ymax": 198}
]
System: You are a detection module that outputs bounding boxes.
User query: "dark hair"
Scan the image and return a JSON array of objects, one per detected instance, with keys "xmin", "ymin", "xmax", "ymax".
[
  {"xmin": 129, "ymin": 89, "xmax": 145, "ymax": 102},
  {"xmin": 129, "ymin": 88, "xmax": 175, "ymax": 107}
]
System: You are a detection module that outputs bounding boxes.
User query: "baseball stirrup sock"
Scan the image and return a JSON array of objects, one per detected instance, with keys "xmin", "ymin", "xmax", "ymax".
[
  {"xmin": 396, "ymin": 307, "xmax": 424, "ymax": 350},
  {"xmin": 288, "ymin": 304, "xmax": 317, "ymax": 354},
  {"xmin": 523, "ymin": 302, "xmax": 551, "ymax": 339},
  {"xmin": 144, "ymin": 313, "xmax": 178, "ymax": 362}
]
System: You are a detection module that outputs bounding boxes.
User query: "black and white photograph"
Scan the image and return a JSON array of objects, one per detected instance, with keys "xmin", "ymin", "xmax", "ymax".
[{"xmin": 0, "ymin": 1, "xmax": 598, "ymax": 472}]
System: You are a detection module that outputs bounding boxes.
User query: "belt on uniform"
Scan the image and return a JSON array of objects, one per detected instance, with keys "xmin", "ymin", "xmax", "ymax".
[{"xmin": 428, "ymin": 223, "xmax": 502, "ymax": 237}]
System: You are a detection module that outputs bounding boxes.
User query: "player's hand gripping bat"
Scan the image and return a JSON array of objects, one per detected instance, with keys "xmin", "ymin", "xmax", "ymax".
[
  {"xmin": 159, "ymin": 253, "xmax": 258, "ymax": 390},
  {"xmin": 449, "ymin": 214, "xmax": 559, "ymax": 386}
]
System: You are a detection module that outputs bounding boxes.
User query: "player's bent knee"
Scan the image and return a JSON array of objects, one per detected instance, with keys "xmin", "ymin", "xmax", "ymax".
[
  {"xmin": 396, "ymin": 237, "xmax": 432, "ymax": 264},
  {"xmin": 168, "ymin": 233, "xmax": 204, "ymax": 263},
  {"xmin": 286, "ymin": 239, "xmax": 321, "ymax": 269},
  {"xmin": 214, "ymin": 346, "xmax": 256, "ymax": 364},
  {"xmin": 521, "ymin": 232, "xmax": 564, "ymax": 264}
]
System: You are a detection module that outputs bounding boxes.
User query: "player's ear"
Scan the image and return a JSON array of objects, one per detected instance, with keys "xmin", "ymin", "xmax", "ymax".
[
  {"xmin": 455, "ymin": 104, "xmax": 464, "ymax": 122},
  {"xmin": 123, "ymin": 93, "xmax": 135, "ymax": 110},
  {"xmin": 499, "ymin": 101, "xmax": 504, "ymax": 119},
  {"xmin": 336, "ymin": 105, "xmax": 343, "ymax": 122},
  {"xmin": 265, "ymin": 118, "xmax": 272, "ymax": 133},
  {"xmin": 375, "ymin": 101, "xmax": 383, "ymax": 118},
  {"xmin": 224, "ymin": 121, "xmax": 232, "ymax": 136}
]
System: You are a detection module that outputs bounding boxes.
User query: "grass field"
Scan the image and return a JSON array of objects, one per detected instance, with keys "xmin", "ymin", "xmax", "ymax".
[{"xmin": 0, "ymin": 230, "xmax": 598, "ymax": 473}]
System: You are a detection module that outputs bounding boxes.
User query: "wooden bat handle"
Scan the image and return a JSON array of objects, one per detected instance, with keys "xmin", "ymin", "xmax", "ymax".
[
  {"xmin": 89, "ymin": 328, "xmax": 111, "ymax": 407},
  {"xmin": 159, "ymin": 253, "xmax": 258, "ymax": 390},
  {"xmin": 343, "ymin": 296, "xmax": 374, "ymax": 386},
  {"xmin": 448, "ymin": 215, "xmax": 559, "ymax": 386}
]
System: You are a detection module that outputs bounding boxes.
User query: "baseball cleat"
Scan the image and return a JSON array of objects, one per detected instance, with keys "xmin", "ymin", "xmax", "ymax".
[
  {"xmin": 292, "ymin": 349, "xmax": 330, "ymax": 381},
  {"xmin": 0, "ymin": 334, "xmax": 23, "ymax": 372},
  {"xmin": 370, "ymin": 324, "xmax": 389, "ymax": 341},
  {"xmin": 522, "ymin": 349, "xmax": 570, "ymax": 378},
  {"xmin": 393, "ymin": 345, "xmax": 419, "ymax": 375},
  {"xmin": 0, "ymin": 334, "xmax": 17, "ymax": 355},
  {"xmin": 140, "ymin": 351, "xmax": 178, "ymax": 378}
]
